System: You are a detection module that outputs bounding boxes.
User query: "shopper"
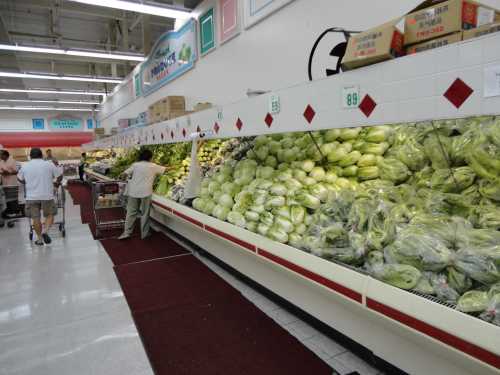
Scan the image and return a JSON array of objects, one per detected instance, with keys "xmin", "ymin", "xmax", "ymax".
[
  {"xmin": 0, "ymin": 150, "xmax": 18, "ymax": 186},
  {"xmin": 45, "ymin": 149, "xmax": 59, "ymax": 165},
  {"xmin": 79, "ymin": 152, "xmax": 87, "ymax": 182},
  {"xmin": 118, "ymin": 149, "xmax": 165, "ymax": 240},
  {"xmin": 18, "ymin": 148, "xmax": 62, "ymax": 246}
]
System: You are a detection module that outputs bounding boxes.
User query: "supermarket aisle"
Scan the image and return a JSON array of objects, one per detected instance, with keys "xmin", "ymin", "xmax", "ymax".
[{"xmin": 0, "ymin": 196, "xmax": 153, "ymax": 375}]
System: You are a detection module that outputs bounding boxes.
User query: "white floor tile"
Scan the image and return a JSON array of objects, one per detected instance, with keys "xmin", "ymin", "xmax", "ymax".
[
  {"xmin": 333, "ymin": 351, "xmax": 379, "ymax": 375},
  {"xmin": 0, "ymin": 192, "xmax": 152, "ymax": 375}
]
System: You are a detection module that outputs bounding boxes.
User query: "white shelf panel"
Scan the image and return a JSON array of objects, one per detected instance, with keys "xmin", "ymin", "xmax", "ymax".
[
  {"xmin": 148, "ymin": 194, "xmax": 500, "ymax": 375},
  {"xmin": 84, "ymin": 32, "xmax": 500, "ymax": 150}
]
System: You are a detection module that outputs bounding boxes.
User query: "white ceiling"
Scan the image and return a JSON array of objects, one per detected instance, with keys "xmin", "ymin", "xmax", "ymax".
[{"xmin": 0, "ymin": 0, "xmax": 201, "ymax": 105}]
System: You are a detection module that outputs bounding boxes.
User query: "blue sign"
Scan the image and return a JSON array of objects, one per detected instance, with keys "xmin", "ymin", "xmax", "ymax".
[
  {"xmin": 32, "ymin": 118, "xmax": 45, "ymax": 130},
  {"xmin": 87, "ymin": 119, "xmax": 94, "ymax": 129},
  {"xmin": 140, "ymin": 18, "xmax": 197, "ymax": 96}
]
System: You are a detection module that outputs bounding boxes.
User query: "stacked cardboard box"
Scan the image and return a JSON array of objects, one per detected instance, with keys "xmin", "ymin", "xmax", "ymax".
[
  {"xmin": 342, "ymin": 0, "xmax": 500, "ymax": 69},
  {"xmin": 194, "ymin": 102, "xmax": 213, "ymax": 112},
  {"xmin": 147, "ymin": 96, "xmax": 187, "ymax": 124}
]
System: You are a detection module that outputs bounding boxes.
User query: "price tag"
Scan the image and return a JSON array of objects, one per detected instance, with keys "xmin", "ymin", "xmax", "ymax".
[
  {"xmin": 484, "ymin": 65, "xmax": 500, "ymax": 98},
  {"xmin": 269, "ymin": 94, "xmax": 281, "ymax": 114},
  {"xmin": 217, "ymin": 107, "xmax": 223, "ymax": 121},
  {"xmin": 341, "ymin": 85, "xmax": 360, "ymax": 109}
]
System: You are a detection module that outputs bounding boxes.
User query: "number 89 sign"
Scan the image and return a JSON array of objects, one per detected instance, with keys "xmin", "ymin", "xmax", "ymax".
[{"xmin": 342, "ymin": 85, "xmax": 360, "ymax": 109}]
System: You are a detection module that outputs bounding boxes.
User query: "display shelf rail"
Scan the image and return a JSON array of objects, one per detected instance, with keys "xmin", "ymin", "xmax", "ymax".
[
  {"xmin": 84, "ymin": 168, "xmax": 115, "ymax": 182},
  {"xmin": 84, "ymin": 32, "xmax": 500, "ymax": 151},
  {"xmin": 149, "ymin": 195, "xmax": 500, "ymax": 375}
]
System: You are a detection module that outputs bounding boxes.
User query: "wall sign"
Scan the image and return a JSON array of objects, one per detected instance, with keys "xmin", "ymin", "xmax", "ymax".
[
  {"xmin": 200, "ymin": 8, "xmax": 216, "ymax": 55},
  {"xmin": 243, "ymin": 0, "xmax": 295, "ymax": 29},
  {"xmin": 219, "ymin": 0, "xmax": 240, "ymax": 44},
  {"xmin": 49, "ymin": 115, "xmax": 83, "ymax": 130},
  {"xmin": 140, "ymin": 18, "xmax": 197, "ymax": 96},
  {"xmin": 32, "ymin": 118, "xmax": 45, "ymax": 130},
  {"xmin": 87, "ymin": 118, "xmax": 94, "ymax": 129}
]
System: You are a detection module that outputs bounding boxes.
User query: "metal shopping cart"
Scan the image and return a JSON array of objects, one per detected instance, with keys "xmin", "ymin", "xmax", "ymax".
[
  {"xmin": 0, "ymin": 185, "xmax": 24, "ymax": 228},
  {"xmin": 91, "ymin": 180, "xmax": 127, "ymax": 238},
  {"xmin": 28, "ymin": 184, "xmax": 66, "ymax": 240}
]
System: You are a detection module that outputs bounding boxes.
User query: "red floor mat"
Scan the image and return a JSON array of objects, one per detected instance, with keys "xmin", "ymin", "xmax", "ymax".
[
  {"xmin": 123, "ymin": 256, "xmax": 332, "ymax": 375},
  {"xmin": 114, "ymin": 255, "xmax": 242, "ymax": 313},
  {"xmin": 101, "ymin": 232, "xmax": 189, "ymax": 266}
]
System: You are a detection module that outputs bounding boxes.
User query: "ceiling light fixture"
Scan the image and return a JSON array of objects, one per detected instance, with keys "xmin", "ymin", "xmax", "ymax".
[
  {"xmin": 0, "ymin": 99, "xmax": 100, "ymax": 105},
  {"xmin": 0, "ymin": 43, "xmax": 145, "ymax": 62},
  {"xmin": 0, "ymin": 88, "xmax": 106, "ymax": 96},
  {"xmin": 67, "ymin": 0, "xmax": 191, "ymax": 19},
  {"xmin": 0, "ymin": 106, "xmax": 99, "ymax": 112},
  {"xmin": 0, "ymin": 71, "xmax": 122, "ymax": 83}
]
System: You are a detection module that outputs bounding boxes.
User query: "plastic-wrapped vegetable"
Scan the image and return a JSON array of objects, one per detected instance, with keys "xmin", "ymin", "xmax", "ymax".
[
  {"xmin": 378, "ymin": 158, "xmax": 410, "ymax": 184},
  {"xmin": 424, "ymin": 133, "xmax": 451, "ymax": 170},
  {"xmin": 457, "ymin": 291, "xmax": 489, "ymax": 313},
  {"xmin": 429, "ymin": 167, "xmax": 475, "ymax": 193},
  {"xmin": 391, "ymin": 140, "xmax": 428, "ymax": 172},
  {"xmin": 291, "ymin": 205, "xmax": 306, "ymax": 225},
  {"xmin": 429, "ymin": 273, "xmax": 460, "ymax": 303},
  {"xmin": 257, "ymin": 223, "xmax": 270, "ymax": 236},
  {"xmin": 447, "ymin": 267, "xmax": 473, "ymax": 294},
  {"xmin": 265, "ymin": 196, "xmax": 286, "ymax": 209},
  {"xmin": 245, "ymin": 210, "xmax": 260, "ymax": 222},
  {"xmin": 275, "ymin": 216, "xmax": 294, "ymax": 233},
  {"xmin": 339, "ymin": 127, "xmax": 362, "ymax": 141},
  {"xmin": 413, "ymin": 274, "xmax": 435, "ymax": 295},
  {"xmin": 479, "ymin": 294, "xmax": 500, "ymax": 326},
  {"xmin": 479, "ymin": 180, "xmax": 500, "ymax": 202},
  {"xmin": 296, "ymin": 192, "xmax": 321, "ymax": 210},
  {"xmin": 384, "ymin": 229, "xmax": 452, "ymax": 272},
  {"xmin": 288, "ymin": 233, "xmax": 303, "ymax": 248},
  {"xmin": 324, "ymin": 129, "xmax": 341, "ymax": 142},
  {"xmin": 477, "ymin": 207, "xmax": 500, "ymax": 230},
  {"xmin": 310, "ymin": 167, "xmax": 326, "ymax": 182},
  {"xmin": 361, "ymin": 142, "xmax": 389, "ymax": 156},
  {"xmin": 371, "ymin": 264, "xmax": 422, "ymax": 290},
  {"xmin": 268, "ymin": 226, "xmax": 289, "ymax": 243},
  {"xmin": 454, "ymin": 246, "xmax": 500, "ymax": 284},
  {"xmin": 327, "ymin": 147, "xmax": 348, "ymax": 163}
]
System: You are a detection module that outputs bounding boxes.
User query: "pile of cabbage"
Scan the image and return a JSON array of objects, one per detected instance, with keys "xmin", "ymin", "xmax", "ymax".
[{"xmin": 191, "ymin": 116, "xmax": 500, "ymax": 325}]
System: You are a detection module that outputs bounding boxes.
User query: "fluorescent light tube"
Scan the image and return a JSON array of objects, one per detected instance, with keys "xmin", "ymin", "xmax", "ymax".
[
  {"xmin": 0, "ymin": 99, "xmax": 100, "ymax": 105},
  {"xmin": 0, "ymin": 88, "xmax": 106, "ymax": 96},
  {"xmin": 67, "ymin": 0, "xmax": 190, "ymax": 19},
  {"xmin": 0, "ymin": 71, "xmax": 122, "ymax": 83},
  {"xmin": 0, "ymin": 43, "xmax": 145, "ymax": 62},
  {"xmin": 0, "ymin": 106, "xmax": 99, "ymax": 112}
]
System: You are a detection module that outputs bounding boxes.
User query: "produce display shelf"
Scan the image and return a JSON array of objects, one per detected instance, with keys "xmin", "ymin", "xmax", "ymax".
[
  {"xmin": 84, "ymin": 32, "xmax": 500, "ymax": 151},
  {"xmin": 150, "ymin": 195, "xmax": 500, "ymax": 375}
]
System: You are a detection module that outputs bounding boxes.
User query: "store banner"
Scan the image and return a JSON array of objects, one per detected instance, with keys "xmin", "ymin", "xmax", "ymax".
[
  {"xmin": 140, "ymin": 18, "xmax": 197, "ymax": 96},
  {"xmin": 219, "ymin": 0, "xmax": 240, "ymax": 44},
  {"xmin": 48, "ymin": 114, "xmax": 83, "ymax": 130}
]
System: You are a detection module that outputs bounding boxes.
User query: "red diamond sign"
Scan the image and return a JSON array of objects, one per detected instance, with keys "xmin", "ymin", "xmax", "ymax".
[
  {"xmin": 161, "ymin": 133, "xmax": 164, "ymax": 140},
  {"xmin": 153, "ymin": 134, "xmax": 156, "ymax": 141},
  {"xmin": 444, "ymin": 78, "xmax": 473, "ymax": 109},
  {"xmin": 359, "ymin": 95, "xmax": 377, "ymax": 117},
  {"xmin": 214, "ymin": 122, "xmax": 220, "ymax": 134},
  {"xmin": 303, "ymin": 105, "xmax": 316, "ymax": 124},
  {"xmin": 182, "ymin": 128, "xmax": 186, "ymax": 137},
  {"xmin": 265, "ymin": 113, "xmax": 273, "ymax": 128},
  {"xmin": 196, "ymin": 126, "xmax": 201, "ymax": 133},
  {"xmin": 170, "ymin": 131, "xmax": 174, "ymax": 139},
  {"xmin": 236, "ymin": 118, "xmax": 243, "ymax": 131}
]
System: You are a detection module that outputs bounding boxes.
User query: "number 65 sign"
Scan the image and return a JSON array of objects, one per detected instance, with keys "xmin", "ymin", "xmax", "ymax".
[{"xmin": 341, "ymin": 85, "xmax": 360, "ymax": 109}]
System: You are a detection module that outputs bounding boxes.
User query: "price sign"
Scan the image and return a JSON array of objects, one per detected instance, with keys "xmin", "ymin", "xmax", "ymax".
[
  {"xmin": 342, "ymin": 85, "xmax": 360, "ymax": 109},
  {"xmin": 269, "ymin": 94, "xmax": 281, "ymax": 114},
  {"xmin": 216, "ymin": 106, "xmax": 223, "ymax": 121}
]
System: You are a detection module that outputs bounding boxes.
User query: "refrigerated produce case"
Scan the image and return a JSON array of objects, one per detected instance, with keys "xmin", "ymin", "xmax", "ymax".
[{"xmin": 84, "ymin": 33, "xmax": 500, "ymax": 374}]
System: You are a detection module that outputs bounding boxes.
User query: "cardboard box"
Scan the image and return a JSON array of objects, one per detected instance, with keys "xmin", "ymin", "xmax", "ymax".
[
  {"xmin": 405, "ymin": 0, "xmax": 500, "ymax": 45},
  {"xmin": 342, "ymin": 20, "xmax": 405, "ymax": 70},
  {"xmin": 94, "ymin": 128, "xmax": 105, "ymax": 135},
  {"xmin": 406, "ymin": 31, "xmax": 462, "ymax": 54},
  {"xmin": 463, "ymin": 21, "xmax": 500, "ymax": 39},
  {"xmin": 161, "ymin": 96, "xmax": 186, "ymax": 112},
  {"xmin": 194, "ymin": 102, "xmax": 213, "ymax": 112},
  {"xmin": 167, "ymin": 111, "xmax": 187, "ymax": 120}
]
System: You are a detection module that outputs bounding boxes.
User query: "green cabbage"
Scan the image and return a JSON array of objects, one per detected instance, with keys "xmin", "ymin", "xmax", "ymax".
[
  {"xmin": 339, "ymin": 151, "xmax": 362, "ymax": 167},
  {"xmin": 430, "ymin": 167, "xmax": 475, "ymax": 193},
  {"xmin": 357, "ymin": 154, "xmax": 377, "ymax": 167},
  {"xmin": 371, "ymin": 264, "xmax": 422, "ymax": 290},
  {"xmin": 378, "ymin": 158, "xmax": 410, "ymax": 184},
  {"xmin": 227, "ymin": 212, "xmax": 246, "ymax": 227},
  {"xmin": 457, "ymin": 291, "xmax": 489, "ymax": 313}
]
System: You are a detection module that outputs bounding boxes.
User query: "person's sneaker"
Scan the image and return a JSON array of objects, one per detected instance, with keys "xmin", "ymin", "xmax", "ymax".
[
  {"xmin": 34, "ymin": 240, "xmax": 44, "ymax": 246},
  {"xmin": 42, "ymin": 233, "xmax": 52, "ymax": 244},
  {"xmin": 118, "ymin": 233, "xmax": 130, "ymax": 240}
]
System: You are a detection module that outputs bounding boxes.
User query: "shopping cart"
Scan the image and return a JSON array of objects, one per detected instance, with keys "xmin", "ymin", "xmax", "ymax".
[
  {"xmin": 0, "ymin": 185, "xmax": 24, "ymax": 228},
  {"xmin": 28, "ymin": 184, "xmax": 66, "ymax": 240},
  {"xmin": 91, "ymin": 180, "xmax": 127, "ymax": 238}
]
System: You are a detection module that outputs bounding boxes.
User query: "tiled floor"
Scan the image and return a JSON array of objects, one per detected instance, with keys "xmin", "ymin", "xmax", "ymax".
[
  {"xmin": 0, "ymin": 188, "xmax": 380, "ymax": 375},
  {"xmin": 0, "ymin": 195, "xmax": 152, "ymax": 375}
]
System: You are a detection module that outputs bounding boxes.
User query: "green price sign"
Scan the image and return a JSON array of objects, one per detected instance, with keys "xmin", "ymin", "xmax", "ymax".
[{"xmin": 342, "ymin": 85, "xmax": 360, "ymax": 109}]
